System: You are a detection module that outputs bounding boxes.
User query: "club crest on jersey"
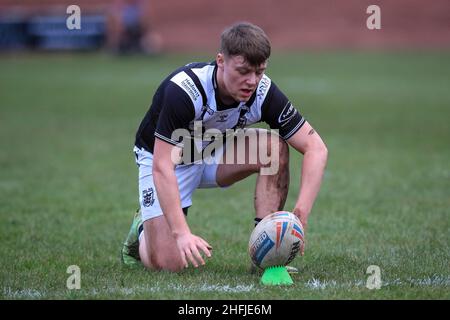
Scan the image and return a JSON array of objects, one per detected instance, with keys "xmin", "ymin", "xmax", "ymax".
[
  {"xmin": 216, "ymin": 114, "xmax": 228, "ymax": 122},
  {"xmin": 278, "ymin": 102, "xmax": 297, "ymax": 127},
  {"xmin": 142, "ymin": 188, "xmax": 155, "ymax": 207}
]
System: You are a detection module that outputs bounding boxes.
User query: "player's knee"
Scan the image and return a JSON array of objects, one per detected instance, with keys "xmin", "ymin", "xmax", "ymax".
[
  {"xmin": 141, "ymin": 244, "xmax": 185, "ymax": 272},
  {"xmin": 139, "ymin": 240, "xmax": 152, "ymax": 268},
  {"xmin": 151, "ymin": 253, "xmax": 185, "ymax": 272}
]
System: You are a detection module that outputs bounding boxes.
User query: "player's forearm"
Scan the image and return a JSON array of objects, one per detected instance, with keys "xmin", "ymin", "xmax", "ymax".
[
  {"xmin": 153, "ymin": 167, "xmax": 191, "ymax": 237},
  {"xmin": 294, "ymin": 147, "xmax": 328, "ymax": 224}
]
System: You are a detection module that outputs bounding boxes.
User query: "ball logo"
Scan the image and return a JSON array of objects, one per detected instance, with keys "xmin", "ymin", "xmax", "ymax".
[
  {"xmin": 291, "ymin": 223, "xmax": 304, "ymax": 241},
  {"xmin": 250, "ymin": 231, "xmax": 275, "ymax": 265},
  {"xmin": 275, "ymin": 221, "xmax": 288, "ymax": 249},
  {"xmin": 286, "ymin": 241, "xmax": 301, "ymax": 265}
]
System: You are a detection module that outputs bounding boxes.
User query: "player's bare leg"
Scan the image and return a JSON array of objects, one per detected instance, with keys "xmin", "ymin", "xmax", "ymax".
[
  {"xmin": 216, "ymin": 128, "xmax": 290, "ymax": 219},
  {"xmin": 139, "ymin": 216, "xmax": 185, "ymax": 272},
  {"xmin": 216, "ymin": 129, "xmax": 290, "ymax": 274}
]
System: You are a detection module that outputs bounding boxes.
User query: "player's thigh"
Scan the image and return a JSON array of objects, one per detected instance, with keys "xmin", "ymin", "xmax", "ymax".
[{"xmin": 216, "ymin": 128, "xmax": 282, "ymax": 187}]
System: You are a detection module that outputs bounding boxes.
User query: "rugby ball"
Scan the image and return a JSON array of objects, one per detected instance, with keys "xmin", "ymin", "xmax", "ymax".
[{"xmin": 248, "ymin": 211, "xmax": 304, "ymax": 269}]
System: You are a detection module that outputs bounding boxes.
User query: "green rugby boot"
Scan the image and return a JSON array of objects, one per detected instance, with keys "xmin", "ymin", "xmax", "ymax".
[{"xmin": 121, "ymin": 209, "xmax": 143, "ymax": 266}]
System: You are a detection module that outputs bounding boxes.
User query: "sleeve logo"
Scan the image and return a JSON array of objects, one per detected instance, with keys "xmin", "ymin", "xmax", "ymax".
[
  {"xmin": 171, "ymin": 72, "xmax": 201, "ymax": 102},
  {"xmin": 180, "ymin": 78, "xmax": 200, "ymax": 101},
  {"xmin": 278, "ymin": 102, "xmax": 297, "ymax": 127}
]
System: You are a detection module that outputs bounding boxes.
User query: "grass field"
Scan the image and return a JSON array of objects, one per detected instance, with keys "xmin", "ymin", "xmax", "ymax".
[{"xmin": 0, "ymin": 51, "xmax": 449, "ymax": 299}]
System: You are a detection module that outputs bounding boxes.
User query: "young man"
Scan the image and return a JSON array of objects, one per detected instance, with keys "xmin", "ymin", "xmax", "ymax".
[{"xmin": 122, "ymin": 22, "xmax": 328, "ymax": 272}]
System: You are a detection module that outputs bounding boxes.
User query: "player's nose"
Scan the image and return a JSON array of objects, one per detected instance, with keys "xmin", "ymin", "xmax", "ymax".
[{"xmin": 246, "ymin": 72, "xmax": 258, "ymax": 86}]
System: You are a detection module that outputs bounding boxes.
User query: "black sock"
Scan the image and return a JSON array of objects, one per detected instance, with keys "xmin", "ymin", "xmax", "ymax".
[{"xmin": 254, "ymin": 217, "xmax": 262, "ymax": 227}]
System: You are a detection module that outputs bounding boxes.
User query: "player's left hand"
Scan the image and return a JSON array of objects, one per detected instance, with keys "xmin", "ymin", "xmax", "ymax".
[{"xmin": 175, "ymin": 232, "xmax": 212, "ymax": 268}]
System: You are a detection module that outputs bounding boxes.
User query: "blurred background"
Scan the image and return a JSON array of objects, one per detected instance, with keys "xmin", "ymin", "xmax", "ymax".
[
  {"xmin": 1, "ymin": 0, "xmax": 449, "ymax": 299},
  {"xmin": 0, "ymin": 0, "xmax": 449, "ymax": 53}
]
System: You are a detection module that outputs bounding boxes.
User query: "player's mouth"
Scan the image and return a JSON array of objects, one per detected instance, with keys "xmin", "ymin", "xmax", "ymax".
[{"xmin": 240, "ymin": 88, "xmax": 254, "ymax": 97}]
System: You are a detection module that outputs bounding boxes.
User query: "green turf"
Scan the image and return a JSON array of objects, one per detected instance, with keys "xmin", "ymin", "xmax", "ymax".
[{"xmin": 0, "ymin": 51, "xmax": 449, "ymax": 299}]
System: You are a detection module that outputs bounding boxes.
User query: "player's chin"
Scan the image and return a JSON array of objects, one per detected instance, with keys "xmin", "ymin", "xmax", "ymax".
[{"xmin": 238, "ymin": 91, "xmax": 253, "ymax": 102}]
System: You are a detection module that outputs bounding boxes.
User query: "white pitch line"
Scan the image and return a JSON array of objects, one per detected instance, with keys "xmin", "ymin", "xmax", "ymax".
[
  {"xmin": 304, "ymin": 275, "xmax": 450, "ymax": 290},
  {"xmin": 87, "ymin": 284, "xmax": 257, "ymax": 296},
  {"xmin": 168, "ymin": 284, "xmax": 257, "ymax": 293},
  {"xmin": 2, "ymin": 288, "xmax": 45, "ymax": 299},
  {"xmin": 3, "ymin": 276, "xmax": 449, "ymax": 298}
]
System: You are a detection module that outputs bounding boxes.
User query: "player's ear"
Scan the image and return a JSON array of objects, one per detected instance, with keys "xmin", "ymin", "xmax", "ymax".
[{"xmin": 216, "ymin": 53, "xmax": 225, "ymax": 69}]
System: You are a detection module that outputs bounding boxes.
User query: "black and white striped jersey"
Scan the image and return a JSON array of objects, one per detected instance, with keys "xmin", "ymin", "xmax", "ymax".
[{"xmin": 135, "ymin": 61, "xmax": 305, "ymax": 154}]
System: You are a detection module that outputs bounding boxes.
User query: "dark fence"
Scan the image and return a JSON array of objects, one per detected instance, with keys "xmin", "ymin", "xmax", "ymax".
[{"xmin": 0, "ymin": 14, "xmax": 106, "ymax": 51}]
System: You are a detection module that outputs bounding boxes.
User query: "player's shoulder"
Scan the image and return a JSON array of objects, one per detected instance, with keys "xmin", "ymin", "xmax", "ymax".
[
  {"xmin": 167, "ymin": 61, "xmax": 214, "ymax": 106},
  {"xmin": 169, "ymin": 62, "xmax": 214, "ymax": 81}
]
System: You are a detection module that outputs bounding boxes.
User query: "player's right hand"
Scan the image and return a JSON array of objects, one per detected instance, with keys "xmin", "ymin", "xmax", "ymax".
[
  {"xmin": 175, "ymin": 232, "xmax": 212, "ymax": 268},
  {"xmin": 300, "ymin": 221, "xmax": 307, "ymax": 256}
]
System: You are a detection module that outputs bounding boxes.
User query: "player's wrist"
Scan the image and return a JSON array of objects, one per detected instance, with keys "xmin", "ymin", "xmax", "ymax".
[
  {"xmin": 172, "ymin": 229, "xmax": 192, "ymax": 240},
  {"xmin": 293, "ymin": 206, "xmax": 310, "ymax": 226}
]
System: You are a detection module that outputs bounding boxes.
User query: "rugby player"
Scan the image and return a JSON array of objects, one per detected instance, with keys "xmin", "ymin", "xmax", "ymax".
[{"xmin": 121, "ymin": 22, "xmax": 328, "ymax": 272}]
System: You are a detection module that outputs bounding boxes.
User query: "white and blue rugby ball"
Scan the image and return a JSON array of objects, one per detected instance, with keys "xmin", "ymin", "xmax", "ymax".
[{"xmin": 248, "ymin": 211, "xmax": 304, "ymax": 269}]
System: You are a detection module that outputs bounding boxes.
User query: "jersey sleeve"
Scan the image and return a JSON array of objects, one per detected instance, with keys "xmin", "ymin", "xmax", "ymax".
[
  {"xmin": 154, "ymin": 81, "xmax": 195, "ymax": 146},
  {"xmin": 260, "ymin": 82, "xmax": 305, "ymax": 140}
]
